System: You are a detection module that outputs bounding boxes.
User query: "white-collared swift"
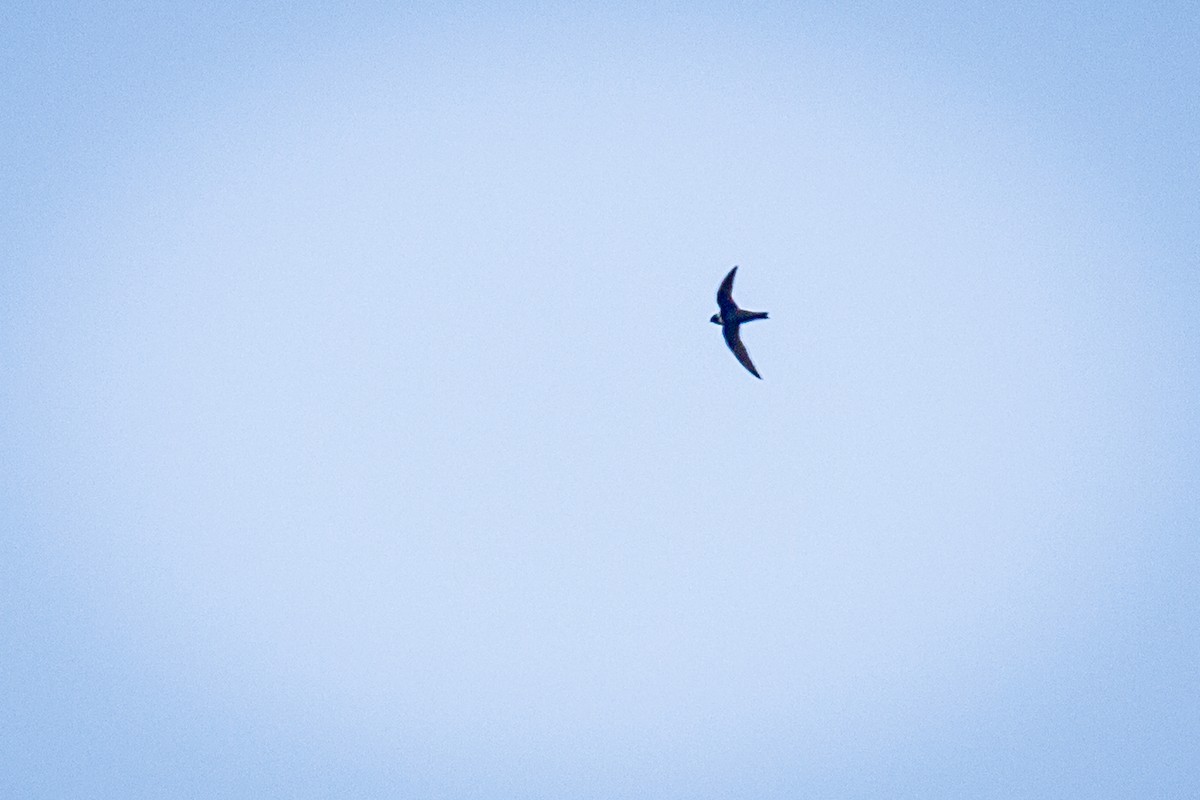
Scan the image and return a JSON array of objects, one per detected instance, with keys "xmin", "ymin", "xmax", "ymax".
[{"xmin": 710, "ymin": 266, "xmax": 769, "ymax": 379}]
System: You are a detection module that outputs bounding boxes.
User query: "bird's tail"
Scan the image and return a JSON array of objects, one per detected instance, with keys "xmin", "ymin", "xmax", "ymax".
[{"xmin": 737, "ymin": 310, "xmax": 769, "ymax": 322}]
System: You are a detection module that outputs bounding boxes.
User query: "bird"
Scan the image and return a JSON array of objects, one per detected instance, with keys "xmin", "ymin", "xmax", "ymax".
[{"xmin": 710, "ymin": 266, "xmax": 769, "ymax": 379}]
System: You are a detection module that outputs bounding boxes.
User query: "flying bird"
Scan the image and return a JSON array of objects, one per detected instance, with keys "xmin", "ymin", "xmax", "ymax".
[{"xmin": 710, "ymin": 266, "xmax": 769, "ymax": 379}]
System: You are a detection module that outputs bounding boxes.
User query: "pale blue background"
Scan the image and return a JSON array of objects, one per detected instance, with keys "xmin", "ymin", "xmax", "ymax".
[{"xmin": 3, "ymin": 3, "xmax": 1198, "ymax": 797}]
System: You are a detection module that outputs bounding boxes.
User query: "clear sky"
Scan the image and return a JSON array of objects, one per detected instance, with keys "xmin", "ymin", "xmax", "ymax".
[{"xmin": 3, "ymin": 3, "xmax": 1198, "ymax": 797}]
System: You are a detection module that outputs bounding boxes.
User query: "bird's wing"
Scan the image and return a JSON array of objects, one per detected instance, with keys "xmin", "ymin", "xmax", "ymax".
[
  {"xmin": 716, "ymin": 266, "xmax": 739, "ymax": 315},
  {"xmin": 723, "ymin": 323, "xmax": 762, "ymax": 379}
]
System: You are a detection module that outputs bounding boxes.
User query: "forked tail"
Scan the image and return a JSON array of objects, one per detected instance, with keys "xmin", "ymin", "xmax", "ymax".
[{"xmin": 737, "ymin": 310, "xmax": 769, "ymax": 322}]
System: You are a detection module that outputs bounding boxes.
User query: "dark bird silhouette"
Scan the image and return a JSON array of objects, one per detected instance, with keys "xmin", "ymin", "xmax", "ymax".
[{"xmin": 710, "ymin": 266, "xmax": 769, "ymax": 379}]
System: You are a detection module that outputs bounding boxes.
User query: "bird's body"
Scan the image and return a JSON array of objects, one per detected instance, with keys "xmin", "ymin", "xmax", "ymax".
[{"xmin": 710, "ymin": 266, "xmax": 768, "ymax": 379}]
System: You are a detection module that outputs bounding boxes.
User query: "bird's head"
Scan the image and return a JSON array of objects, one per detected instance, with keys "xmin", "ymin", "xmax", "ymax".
[{"xmin": 709, "ymin": 313, "xmax": 721, "ymax": 325}]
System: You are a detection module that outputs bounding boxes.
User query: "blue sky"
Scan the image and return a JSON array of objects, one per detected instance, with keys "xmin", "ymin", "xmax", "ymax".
[{"xmin": 3, "ymin": 3, "xmax": 1198, "ymax": 797}]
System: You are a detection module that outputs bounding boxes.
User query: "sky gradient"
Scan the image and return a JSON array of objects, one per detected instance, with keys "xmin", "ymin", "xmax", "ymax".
[{"xmin": 3, "ymin": 3, "xmax": 1198, "ymax": 797}]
